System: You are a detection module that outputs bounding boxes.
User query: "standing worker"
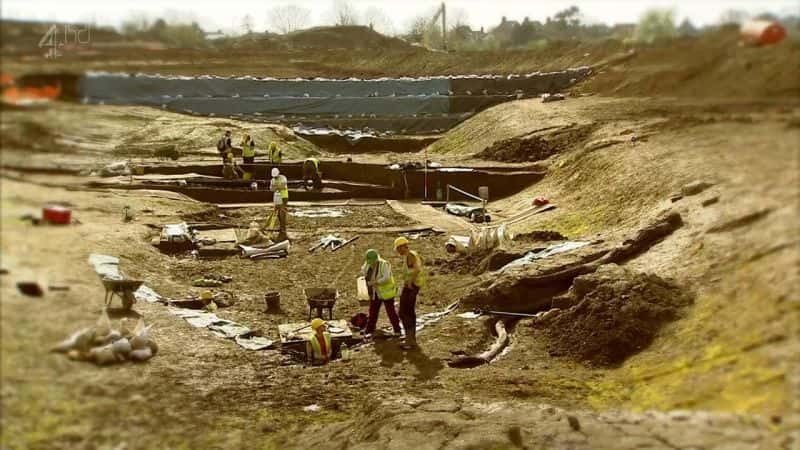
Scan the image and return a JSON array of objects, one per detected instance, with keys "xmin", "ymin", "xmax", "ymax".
[
  {"xmin": 241, "ymin": 133, "xmax": 256, "ymax": 164},
  {"xmin": 269, "ymin": 142, "xmax": 283, "ymax": 164},
  {"xmin": 394, "ymin": 237, "xmax": 426, "ymax": 350},
  {"xmin": 360, "ymin": 249, "xmax": 401, "ymax": 338},
  {"xmin": 216, "ymin": 130, "xmax": 234, "ymax": 164},
  {"xmin": 269, "ymin": 167, "xmax": 289, "ymax": 241},
  {"xmin": 302, "ymin": 157, "xmax": 322, "ymax": 190},
  {"xmin": 305, "ymin": 318, "xmax": 332, "ymax": 365}
]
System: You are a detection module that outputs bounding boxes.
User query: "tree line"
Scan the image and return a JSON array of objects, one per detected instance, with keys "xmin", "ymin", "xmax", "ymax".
[{"xmin": 119, "ymin": 2, "xmax": 798, "ymax": 49}]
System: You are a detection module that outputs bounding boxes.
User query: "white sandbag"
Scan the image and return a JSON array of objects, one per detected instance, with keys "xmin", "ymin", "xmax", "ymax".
[
  {"xmin": 90, "ymin": 344, "xmax": 119, "ymax": 365},
  {"xmin": 119, "ymin": 318, "xmax": 134, "ymax": 338},
  {"xmin": 111, "ymin": 337, "xmax": 132, "ymax": 356},
  {"xmin": 130, "ymin": 347, "xmax": 153, "ymax": 362},
  {"xmin": 130, "ymin": 320, "xmax": 153, "ymax": 350},
  {"xmin": 52, "ymin": 327, "xmax": 93, "ymax": 353}
]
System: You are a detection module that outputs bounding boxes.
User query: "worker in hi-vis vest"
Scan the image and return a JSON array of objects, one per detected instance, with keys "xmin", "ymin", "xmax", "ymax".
[
  {"xmin": 269, "ymin": 167, "xmax": 289, "ymax": 241},
  {"xmin": 360, "ymin": 249, "xmax": 401, "ymax": 338},
  {"xmin": 393, "ymin": 236, "xmax": 427, "ymax": 350},
  {"xmin": 269, "ymin": 142, "xmax": 282, "ymax": 163},
  {"xmin": 302, "ymin": 157, "xmax": 322, "ymax": 190},
  {"xmin": 241, "ymin": 133, "xmax": 256, "ymax": 164},
  {"xmin": 305, "ymin": 318, "xmax": 332, "ymax": 365}
]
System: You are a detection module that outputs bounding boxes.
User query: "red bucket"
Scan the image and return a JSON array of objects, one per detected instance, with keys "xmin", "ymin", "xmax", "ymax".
[{"xmin": 43, "ymin": 205, "xmax": 71, "ymax": 224}]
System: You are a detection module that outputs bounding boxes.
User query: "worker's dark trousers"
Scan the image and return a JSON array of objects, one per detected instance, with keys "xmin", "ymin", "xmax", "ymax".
[
  {"xmin": 365, "ymin": 295, "xmax": 401, "ymax": 335},
  {"xmin": 243, "ymin": 156, "xmax": 254, "ymax": 164},
  {"xmin": 399, "ymin": 284, "xmax": 420, "ymax": 341},
  {"xmin": 277, "ymin": 203, "xmax": 288, "ymax": 236}
]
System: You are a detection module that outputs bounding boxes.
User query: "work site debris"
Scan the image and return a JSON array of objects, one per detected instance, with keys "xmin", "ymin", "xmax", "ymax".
[
  {"xmin": 169, "ymin": 307, "xmax": 272, "ymax": 350},
  {"xmin": 541, "ymin": 93, "xmax": 566, "ymax": 103},
  {"xmin": 291, "ymin": 208, "xmax": 349, "ymax": 218},
  {"xmin": 152, "ymin": 222, "xmax": 196, "ymax": 253},
  {"xmin": 235, "ymin": 331, "xmax": 274, "ymax": 351},
  {"xmin": 308, "ymin": 234, "xmax": 345, "ymax": 252},
  {"xmin": 240, "ymin": 240, "xmax": 290, "ymax": 259},
  {"xmin": 445, "ymin": 202, "xmax": 491, "ymax": 223},
  {"xmin": 52, "ymin": 311, "xmax": 158, "ymax": 365},
  {"xmin": 98, "ymin": 161, "xmax": 132, "ymax": 177},
  {"xmin": 501, "ymin": 241, "xmax": 590, "ymax": 271},
  {"xmin": 310, "ymin": 234, "xmax": 361, "ymax": 253}
]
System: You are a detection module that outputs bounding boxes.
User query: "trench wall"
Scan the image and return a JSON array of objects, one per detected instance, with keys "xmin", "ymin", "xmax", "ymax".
[{"xmin": 140, "ymin": 161, "xmax": 544, "ymax": 202}]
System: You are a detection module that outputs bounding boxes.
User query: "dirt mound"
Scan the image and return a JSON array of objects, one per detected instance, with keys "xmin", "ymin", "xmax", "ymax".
[
  {"xmin": 576, "ymin": 27, "xmax": 800, "ymax": 98},
  {"xmin": 476, "ymin": 123, "xmax": 595, "ymax": 162},
  {"xmin": 285, "ymin": 26, "xmax": 411, "ymax": 50},
  {"xmin": 433, "ymin": 250, "xmax": 523, "ymax": 276},
  {"xmin": 536, "ymin": 263, "xmax": 692, "ymax": 367}
]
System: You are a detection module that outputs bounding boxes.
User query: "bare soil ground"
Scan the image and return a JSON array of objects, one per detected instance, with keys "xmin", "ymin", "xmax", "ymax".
[
  {"xmin": 3, "ymin": 92, "xmax": 797, "ymax": 449},
  {"xmin": 2, "ymin": 27, "xmax": 799, "ymax": 450}
]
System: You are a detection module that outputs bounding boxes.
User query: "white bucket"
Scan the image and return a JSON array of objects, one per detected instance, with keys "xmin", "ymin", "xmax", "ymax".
[{"xmin": 356, "ymin": 277, "xmax": 370, "ymax": 301}]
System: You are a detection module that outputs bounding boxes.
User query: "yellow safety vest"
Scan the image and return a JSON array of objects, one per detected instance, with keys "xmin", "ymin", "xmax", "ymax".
[
  {"xmin": 242, "ymin": 138, "xmax": 255, "ymax": 158},
  {"xmin": 308, "ymin": 332, "xmax": 332, "ymax": 363},
  {"xmin": 272, "ymin": 176, "xmax": 289, "ymax": 199},
  {"xmin": 375, "ymin": 258, "xmax": 397, "ymax": 300},
  {"xmin": 404, "ymin": 250, "xmax": 427, "ymax": 289},
  {"xmin": 270, "ymin": 144, "xmax": 282, "ymax": 163}
]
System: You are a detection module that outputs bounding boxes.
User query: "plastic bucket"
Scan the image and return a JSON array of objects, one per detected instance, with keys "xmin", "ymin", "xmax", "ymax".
[{"xmin": 356, "ymin": 277, "xmax": 370, "ymax": 301}]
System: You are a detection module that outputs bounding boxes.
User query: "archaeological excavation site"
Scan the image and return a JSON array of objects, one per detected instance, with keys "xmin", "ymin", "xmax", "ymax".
[{"xmin": 1, "ymin": 5, "xmax": 798, "ymax": 450}]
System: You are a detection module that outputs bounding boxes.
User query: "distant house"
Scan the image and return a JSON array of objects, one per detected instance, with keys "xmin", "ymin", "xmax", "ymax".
[
  {"xmin": 490, "ymin": 16, "xmax": 520, "ymax": 44},
  {"xmin": 449, "ymin": 24, "xmax": 485, "ymax": 46}
]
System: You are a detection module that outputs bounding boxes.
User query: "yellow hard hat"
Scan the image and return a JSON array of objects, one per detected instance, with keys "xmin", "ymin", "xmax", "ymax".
[
  {"xmin": 200, "ymin": 290, "xmax": 213, "ymax": 301},
  {"xmin": 393, "ymin": 236, "xmax": 409, "ymax": 250},
  {"xmin": 311, "ymin": 318, "xmax": 326, "ymax": 330}
]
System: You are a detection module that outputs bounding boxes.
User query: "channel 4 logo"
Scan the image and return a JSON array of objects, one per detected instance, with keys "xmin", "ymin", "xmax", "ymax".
[{"xmin": 38, "ymin": 23, "xmax": 91, "ymax": 59}]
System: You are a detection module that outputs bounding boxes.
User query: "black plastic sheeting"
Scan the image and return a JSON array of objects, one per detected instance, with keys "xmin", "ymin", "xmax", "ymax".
[
  {"xmin": 108, "ymin": 95, "xmax": 511, "ymax": 117},
  {"xmin": 78, "ymin": 68, "xmax": 591, "ymax": 134}
]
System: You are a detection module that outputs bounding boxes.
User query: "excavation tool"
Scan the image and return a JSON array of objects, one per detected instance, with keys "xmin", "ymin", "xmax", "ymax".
[{"xmin": 472, "ymin": 308, "xmax": 539, "ymax": 318}]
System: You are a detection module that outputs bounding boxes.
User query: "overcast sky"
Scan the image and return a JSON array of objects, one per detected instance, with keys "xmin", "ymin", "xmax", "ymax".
[{"xmin": 2, "ymin": 0, "xmax": 797, "ymax": 35}]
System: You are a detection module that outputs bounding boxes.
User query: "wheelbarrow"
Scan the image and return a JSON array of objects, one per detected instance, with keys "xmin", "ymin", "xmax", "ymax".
[
  {"xmin": 304, "ymin": 287, "xmax": 338, "ymax": 320},
  {"xmin": 101, "ymin": 278, "xmax": 144, "ymax": 311}
]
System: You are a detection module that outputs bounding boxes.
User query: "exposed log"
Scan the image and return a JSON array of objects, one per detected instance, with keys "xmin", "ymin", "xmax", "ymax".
[{"xmin": 448, "ymin": 319, "xmax": 510, "ymax": 368}]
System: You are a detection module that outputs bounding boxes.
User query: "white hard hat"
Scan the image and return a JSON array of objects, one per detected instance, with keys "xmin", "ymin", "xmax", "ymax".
[{"xmin": 271, "ymin": 168, "xmax": 279, "ymax": 177}]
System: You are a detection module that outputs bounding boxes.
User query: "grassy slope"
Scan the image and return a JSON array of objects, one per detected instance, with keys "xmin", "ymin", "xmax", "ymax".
[{"xmin": 426, "ymin": 94, "xmax": 799, "ymax": 416}]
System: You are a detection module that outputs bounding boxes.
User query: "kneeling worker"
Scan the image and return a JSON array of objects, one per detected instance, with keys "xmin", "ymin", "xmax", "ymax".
[
  {"xmin": 306, "ymin": 318, "xmax": 332, "ymax": 365},
  {"xmin": 302, "ymin": 157, "xmax": 322, "ymax": 190}
]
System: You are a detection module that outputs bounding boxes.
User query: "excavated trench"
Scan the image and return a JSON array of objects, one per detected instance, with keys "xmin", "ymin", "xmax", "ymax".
[{"xmin": 94, "ymin": 160, "xmax": 546, "ymax": 204}]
